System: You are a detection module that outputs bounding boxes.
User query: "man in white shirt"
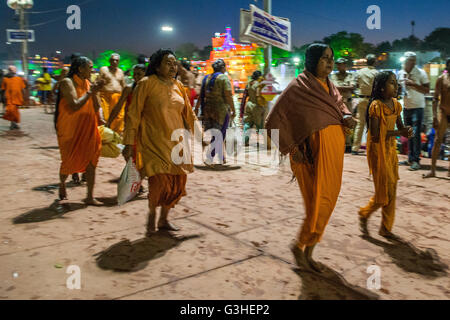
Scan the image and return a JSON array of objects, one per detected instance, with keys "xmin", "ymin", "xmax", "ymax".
[
  {"xmin": 352, "ymin": 54, "xmax": 378, "ymax": 155},
  {"xmin": 398, "ymin": 52, "xmax": 430, "ymax": 171}
]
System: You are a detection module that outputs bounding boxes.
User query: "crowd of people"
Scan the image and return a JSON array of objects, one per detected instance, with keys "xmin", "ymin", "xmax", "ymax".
[{"xmin": 0, "ymin": 44, "xmax": 448, "ymax": 272}]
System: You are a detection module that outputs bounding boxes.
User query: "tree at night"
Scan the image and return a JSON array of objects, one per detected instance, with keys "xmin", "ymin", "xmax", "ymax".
[
  {"xmin": 175, "ymin": 43, "xmax": 201, "ymax": 60},
  {"xmin": 391, "ymin": 35, "xmax": 423, "ymax": 52},
  {"xmin": 323, "ymin": 31, "xmax": 375, "ymax": 61},
  {"xmin": 423, "ymin": 28, "xmax": 450, "ymax": 57}
]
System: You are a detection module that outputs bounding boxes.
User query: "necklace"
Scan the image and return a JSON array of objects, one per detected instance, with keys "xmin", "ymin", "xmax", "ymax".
[{"xmin": 382, "ymin": 98, "xmax": 394, "ymax": 112}]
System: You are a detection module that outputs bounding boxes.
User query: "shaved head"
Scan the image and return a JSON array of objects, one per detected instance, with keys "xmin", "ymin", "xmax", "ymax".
[{"xmin": 8, "ymin": 65, "xmax": 17, "ymax": 74}]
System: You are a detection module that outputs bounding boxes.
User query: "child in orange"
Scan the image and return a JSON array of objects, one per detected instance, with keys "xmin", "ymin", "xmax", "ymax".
[{"xmin": 359, "ymin": 71, "xmax": 413, "ymax": 239}]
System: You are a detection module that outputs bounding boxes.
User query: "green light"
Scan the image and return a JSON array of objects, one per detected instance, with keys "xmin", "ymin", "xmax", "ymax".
[{"xmin": 95, "ymin": 50, "xmax": 137, "ymax": 72}]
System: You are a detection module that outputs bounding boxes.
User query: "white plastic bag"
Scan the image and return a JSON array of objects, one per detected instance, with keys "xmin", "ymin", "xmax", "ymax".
[{"xmin": 117, "ymin": 159, "xmax": 142, "ymax": 206}]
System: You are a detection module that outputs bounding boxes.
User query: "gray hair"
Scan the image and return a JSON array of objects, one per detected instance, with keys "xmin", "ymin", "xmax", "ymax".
[{"xmin": 110, "ymin": 53, "xmax": 120, "ymax": 60}]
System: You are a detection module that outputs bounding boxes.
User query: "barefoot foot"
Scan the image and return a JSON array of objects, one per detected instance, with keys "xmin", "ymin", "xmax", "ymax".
[
  {"xmin": 379, "ymin": 226, "xmax": 399, "ymax": 241},
  {"xmin": 59, "ymin": 186, "xmax": 67, "ymax": 200},
  {"xmin": 359, "ymin": 215, "xmax": 369, "ymax": 236},
  {"xmin": 306, "ymin": 256, "xmax": 325, "ymax": 273},
  {"xmin": 145, "ymin": 227, "xmax": 158, "ymax": 238},
  {"xmin": 304, "ymin": 245, "xmax": 325, "ymax": 273},
  {"xmin": 423, "ymin": 171, "xmax": 436, "ymax": 179},
  {"xmin": 83, "ymin": 198, "xmax": 102, "ymax": 206},
  {"xmin": 158, "ymin": 221, "xmax": 180, "ymax": 231},
  {"xmin": 290, "ymin": 243, "xmax": 307, "ymax": 268}
]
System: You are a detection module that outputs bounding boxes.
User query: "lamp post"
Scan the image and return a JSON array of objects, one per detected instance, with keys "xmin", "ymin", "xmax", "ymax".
[
  {"xmin": 7, "ymin": 0, "xmax": 34, "ymax": 78},
  {"xmin": 263, "ymin": 0, "xmax": 272, "ymax": 75}
]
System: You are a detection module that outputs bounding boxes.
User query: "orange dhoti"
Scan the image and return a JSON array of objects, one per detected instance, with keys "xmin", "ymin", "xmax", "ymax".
[
  {"xmin": 57, "ymin": 75, "xmax": 102, "ymax": 175},
  {"xmin": 101, "ymin": 92, "xmax": 123, "ymax": 133},
  {"xmin": 290, "ymin": 125, "xmax": 346, "ymax": 247},
  {"xmin": 3, "ymin": 104, "xmax": 20, "ymax": 123},
  {"xmin": 148, "ymin": 174, "xmax": 187, "ymax": 208}
]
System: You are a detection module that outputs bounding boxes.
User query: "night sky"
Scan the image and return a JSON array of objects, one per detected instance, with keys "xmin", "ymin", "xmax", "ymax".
[{"xmin": 1, "ymin": 0, "xmax": 449, "ymax": 58}]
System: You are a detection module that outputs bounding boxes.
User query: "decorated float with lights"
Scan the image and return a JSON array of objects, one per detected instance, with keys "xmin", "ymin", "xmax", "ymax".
[{"xmin": 199, "ymin": 27, "xmax": 264, "ymax": 90}]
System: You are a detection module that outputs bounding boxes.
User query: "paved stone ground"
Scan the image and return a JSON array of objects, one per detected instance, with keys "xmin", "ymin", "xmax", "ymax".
[{"xmin": 0, "ymin": 108, "xmax": 449, "ymax": 300}]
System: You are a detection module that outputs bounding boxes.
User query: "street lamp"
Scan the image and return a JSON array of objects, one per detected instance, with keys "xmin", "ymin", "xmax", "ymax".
[
  {"xmin": 160, "ymin": 25, "xmax": 174, "ymax": 49},
  {"xmin": 7, "ymin": 0, "xmax": 33, "ymax": 9},
  {"xmin": 161, "ymin": 26, "xmax": 173, "ymax": 32},
  {"xmin": 7, "ymin": 0, "xmax": 34, "ymax": 78}
]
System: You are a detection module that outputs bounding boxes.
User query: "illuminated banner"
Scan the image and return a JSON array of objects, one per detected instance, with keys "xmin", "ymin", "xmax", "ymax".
[{"xmin": 244, "ymin": 4, "xmax": 291, "ymax": 51}]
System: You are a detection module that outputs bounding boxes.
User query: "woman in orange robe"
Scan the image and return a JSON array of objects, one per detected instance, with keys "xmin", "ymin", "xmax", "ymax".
[
  {"xmin": 123, "ymin": 49, "xmax": 199, "ymax": 237},
  {"xmin": 1, "ymin": 66, "xmax": 26, "ymax": 130},
  {"xmin": 359, "ymin": 72, "xmax": 413, "ymax": 239},
  {"xmin": 56, "ymin": 56, "xmax": 105, "ymax": 204},
  {"xmin": 265, "ymin": 44, "xmax": 356, "ymax": 272}
]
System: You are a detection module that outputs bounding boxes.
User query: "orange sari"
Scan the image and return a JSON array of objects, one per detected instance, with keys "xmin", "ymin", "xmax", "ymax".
[
  {"xmin": 291, "ymin": 78, "xmax": 346, "ymax": 247},
  {"xmin": 56, "ymin": 75, "xmax": 101, "ymax": 175}
]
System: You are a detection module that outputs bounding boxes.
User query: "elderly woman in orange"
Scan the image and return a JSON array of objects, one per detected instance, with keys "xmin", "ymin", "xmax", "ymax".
[
  {"xmin": 265, "ymin": 43, "xmax": 356, "ymax": 272},
  {"xmin": 56, "ymin": 56, "xmax": 105, "ymax": 204},
  {"xmin": 122, "ymin": 49, "xmax": 198, "ymax": 237}
]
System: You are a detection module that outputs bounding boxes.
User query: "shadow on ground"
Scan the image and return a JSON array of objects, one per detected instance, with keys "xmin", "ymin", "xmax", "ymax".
[
  {"xmin": 418, "ymin": 164, "xmax": 449, "ymax": 172},
  {"xmin": 108, "ymin": 178, "xmax": 121, "ymax": 184},
  {"xmin": 293, "ymin": 264, "xmax": 380, "ymax": 300},
  {"xmin": 12, "ymin": 200, "xmax": 86, "ymax": 224},
  {"xmin": 194, "ymin": 165, "xmax": 241, "ymax": 171},
  {"xmin": 32, "ymin": 181, "xmax": 81, "ymax": 194},
  {"xmin": 0, "ymin": 130, "xmax": 29, "ymax": 139},
  {"xmin": 362, "ymin": 234, "xmax": 448, "ymax": 278},
  {"xmin": 96, "ymin": 194, "xmax": 147, "ymax": 207},
  {"xmin": 95, "ymin": 232, "xmax": 202, "ymax": 272},
  {"xmin": 31, "ymin": 146, "xmax": 59, "ymax": 150}
]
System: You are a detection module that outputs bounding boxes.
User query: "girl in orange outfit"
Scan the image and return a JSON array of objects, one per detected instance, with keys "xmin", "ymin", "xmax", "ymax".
[{"xmin": 359, "ymin": 71, "xmax": 413, "ymax": 239}]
